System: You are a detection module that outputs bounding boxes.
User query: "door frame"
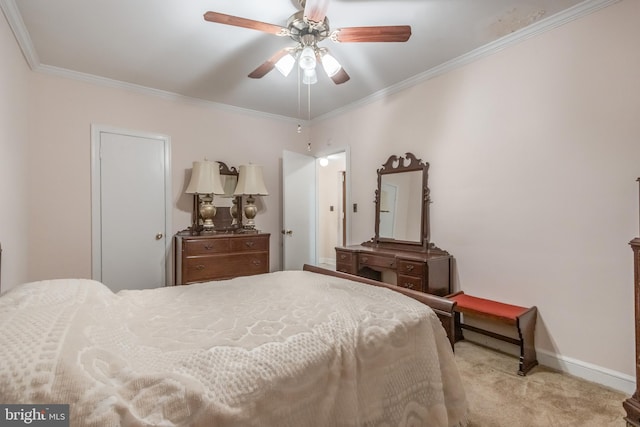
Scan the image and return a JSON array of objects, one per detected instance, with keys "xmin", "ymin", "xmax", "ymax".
[
  {"xmin": 317, "ymin": 150, "xmax": 350, "ymax": 267},
  {"xmin": 323, "ymin": 147, "xmax": 351, "ymax": 247},
  {"xmin": 281, "ymin": 147, "xmax": 351, "ymax": 270},
  {"xmin": 90, "ymin": 124, "xmax": 173, "ymax": 285},
  {"xmin": 282, "ymin": 150, "xmax": 318, "ymax": 270}
]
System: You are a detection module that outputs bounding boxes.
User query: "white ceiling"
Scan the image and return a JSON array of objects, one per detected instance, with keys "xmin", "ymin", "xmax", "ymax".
[{"xmin": 2, "ymin": 0, "xmax": 613, "ymax": 120}]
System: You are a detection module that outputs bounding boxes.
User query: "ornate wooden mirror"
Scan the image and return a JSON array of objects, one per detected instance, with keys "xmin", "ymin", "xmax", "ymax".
[
  {"xmin": 373, "ymin": 153, "xmax": 430, "ymax": 250},
  {"xmin": 212, "ymin": 161, "xmax": 243, "ymax": 231}
]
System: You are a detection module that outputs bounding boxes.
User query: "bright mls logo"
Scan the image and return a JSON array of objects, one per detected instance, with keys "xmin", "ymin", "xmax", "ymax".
[{"xmin": 0, "ymin": 405, "xmax": 69, "ymax": 426}]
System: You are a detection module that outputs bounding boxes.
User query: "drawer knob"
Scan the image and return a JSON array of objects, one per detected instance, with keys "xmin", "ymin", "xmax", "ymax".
[
  {"xmin": 405, "ymin": 265, "xmax": 415, "ymax": 272},
  {"xmin": 361, "ymin": 256, "xmax": 368, "ymax": 263},
  {"xmin": 251, "ymin": 259, "xmax": 262, "ymax": 266},
  {"xmin": 340, "ymin": 254, "xmax": 347, "ymax": 260},
  {"xmin": 402, "ymin": 282, "xmax": 415, "ymax": 289},
  {"xmin": 203, "ymin": 244, "xmax": 214, "ymax": 250},
  {"xmin": 245, "ymin": 241, "xmax": 256, "ymax": 248},
  {"xmin": 195, "ymin": 265, "xmax": 205, "ymax": 271}
]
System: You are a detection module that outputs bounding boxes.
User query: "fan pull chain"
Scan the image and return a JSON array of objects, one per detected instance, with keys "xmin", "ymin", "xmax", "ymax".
[
  {"xmin": 308, "ymin": 82, "xmax": 311, "ymax": 121},
  {"xmin": 297, "ymin": 61, "xmax": 302, "ymax": 133},
  {"xmin": 307, "ymin": 82, "xmax": 312, "ymax": 151}
]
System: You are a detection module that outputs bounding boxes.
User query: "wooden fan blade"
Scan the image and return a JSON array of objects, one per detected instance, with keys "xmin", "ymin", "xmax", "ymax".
[
  {"xmin": 204, "ymin": 12, "xmax": 288, "ymax": 36},
  {"xmin": 333, "ymin": 25, "xmax": 411, "ymax": 43},
  {"xmin": 330, "ymin": 68, "xmax": 350, "ymax": 85},
  {"xmin": 304, "ymin": 0, "xmax": 331, "ymax": 24},
  {"xmin": 248, "ymin": 48, "xmax": 291, "ymax": 79}
]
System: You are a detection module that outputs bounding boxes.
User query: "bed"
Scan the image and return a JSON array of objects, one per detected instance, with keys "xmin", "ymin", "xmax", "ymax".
[{"xmin": 0, "ymin": 265, "xmax": 467, "ymax": 427}]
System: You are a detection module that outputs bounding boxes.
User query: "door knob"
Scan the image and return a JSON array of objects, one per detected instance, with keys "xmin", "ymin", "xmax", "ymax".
[
  {"xmin": 281, "ymin": 229, "xmax": 293, "ymax": 235},
  {"xmin": 155, "ymin": 233, "xmax": 163, "ymax": 240}
]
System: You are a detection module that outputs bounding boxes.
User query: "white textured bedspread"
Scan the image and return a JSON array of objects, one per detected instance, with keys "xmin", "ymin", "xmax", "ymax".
[{"xmin": 0, "ymin": 271, "xmax": 467, "ymax": 427}]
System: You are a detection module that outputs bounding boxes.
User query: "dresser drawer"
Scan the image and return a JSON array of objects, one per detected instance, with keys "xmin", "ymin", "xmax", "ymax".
[
  {"xmin": 183, "ymin": 255, "xmax": 223, "ymax": 283},
  {"xmin": 397, "ymin": 259, "xmax": 425, "ymax": 277},
  {"xmin": 359, "ymin": 254, "xmax": 396, "ymax": 270},
  {"xmin": 336, "ymin": 263, "xmax": 356, "ymax": 275},
  {"xmin": 229, "ymin": 235, "xmax": 269, "ymax": 252},
  {"xmin": 336, "ymin": 250, "xmax": 353, "ymax": 264},
  {"xmin": 183, "ymin": 238, "xmax": 230, "ymax": 256},
  {"xmin": 335, "ymin": 250, "xmax": 356, "ymax": 274},
  {"xmin": 183, "ymin": 252, "xmax": 269, "ymax": 283},
  {"xmin": 224, "ymin": 252, "xmax": 269, "ymax": 277},
  {"xmin": 397, "ymin": 274, "xmax": 423, "ymax": 292}
]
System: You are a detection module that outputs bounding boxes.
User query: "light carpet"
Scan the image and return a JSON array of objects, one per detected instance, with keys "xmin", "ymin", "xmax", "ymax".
[{"xmin": 455, "ymin": 341, "xmax": 628, "ymax": 426}]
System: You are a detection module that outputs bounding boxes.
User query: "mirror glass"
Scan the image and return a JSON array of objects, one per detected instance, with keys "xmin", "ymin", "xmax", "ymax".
[
  {"xmin": 379, "ymin": 170, "xmax": 423, "ymax": 242},
  {"xmin": 373, "ymin": 153, "xmax": 429, "ymax": 249},
  {"xmin": 215, "ymin": 175, "xmax": 238, "ymax": 208},
  {"xmin": 213, "ymin": 162, "xmax": 242, "ymax": 231}
]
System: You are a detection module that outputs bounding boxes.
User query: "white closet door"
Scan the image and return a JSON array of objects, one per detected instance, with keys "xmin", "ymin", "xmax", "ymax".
[{"xmin": 91, "ymin": 126, "xmax": 171, "ymax": 292}]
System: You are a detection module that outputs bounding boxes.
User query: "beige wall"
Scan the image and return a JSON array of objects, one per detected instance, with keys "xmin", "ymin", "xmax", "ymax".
[
  {"xmin": 0, "ymin": 11, "xmax": 29, "ymax": 290},
  {"xmin": 312, "ymin": 0, "xmax": 640, "ymax": 383},
  {"xmin": 24, "ymin": 73, "xmax": 310, "ymax": 285}
]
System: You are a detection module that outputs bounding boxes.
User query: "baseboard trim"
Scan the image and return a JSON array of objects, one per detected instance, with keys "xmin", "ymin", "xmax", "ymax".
[
  {"xmin": 537, "ymin": 348, "xmax": 635, "ymax": 395},
  {"xmin": 318, "ymin": 258, "xmax": 336, "ymax": 267},
  {"xmin": 463, "ymin": 332, "xmax": 635, "ymax": 394}
]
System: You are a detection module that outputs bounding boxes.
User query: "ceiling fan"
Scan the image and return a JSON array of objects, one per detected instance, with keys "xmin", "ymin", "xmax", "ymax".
[{"xmin": 203, "ymin": 0, "xmax": 412, "ymax": 85}]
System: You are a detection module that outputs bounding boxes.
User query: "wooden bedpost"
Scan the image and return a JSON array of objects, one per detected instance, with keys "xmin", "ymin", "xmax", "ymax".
[{"xmin": 623, "ymin": 178, "xmax": 640, "ymax": 426}]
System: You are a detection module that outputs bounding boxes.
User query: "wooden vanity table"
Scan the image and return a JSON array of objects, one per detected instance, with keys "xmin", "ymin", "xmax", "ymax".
[
  {"xmin": 336, "ymin": 245, "xmax": 451, "ymax": 296},
  {"xmin": 336, "ymin": 153, "xmax": 452, "ymax": 297}
]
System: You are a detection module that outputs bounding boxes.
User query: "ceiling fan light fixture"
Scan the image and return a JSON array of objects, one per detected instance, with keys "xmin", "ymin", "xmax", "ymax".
[
  {"xmin": 302, "ymin": 68, "xmax": 318, "ymax": 85},
  {"xmin": 298, "ymin": 46, "xmax": 317, "ymax": 70},
  {"xmin": 321, "ymin": 52, "xmax": 341, "ymax": 77},
  {"xmin": 275, "ymin": 53, "xmax": 296, "ymax": 76}
]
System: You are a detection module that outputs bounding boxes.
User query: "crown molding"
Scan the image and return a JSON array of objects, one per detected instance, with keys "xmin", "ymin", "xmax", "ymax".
[
  {"xmin": 313, "ymin": 0, "xmax": 620, "ymax": 124},
  {"xmin": 0, "ymin": 0, "xmax": 39, "ymax": 68},
  {"xmin": 36, "ymin": 64, "xmax": 302, "ymax": 124}
]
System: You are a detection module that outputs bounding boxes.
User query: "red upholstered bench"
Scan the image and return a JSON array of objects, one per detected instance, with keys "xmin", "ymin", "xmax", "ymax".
[{"xmin": 447, "ymin": 291, "xmax": 538, "ymax": 376}]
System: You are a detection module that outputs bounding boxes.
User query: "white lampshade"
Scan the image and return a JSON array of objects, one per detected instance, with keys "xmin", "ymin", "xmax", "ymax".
[
  {"xmin": 275, "ymin": 53, "xmax": 296, "ymax": 77},
  {"xmin": 298, "ymin": 46, "xmax": 316, "ymax": 71},
  {"xmin": 185, "ymin": 160, "xmax": 224, "ymax": 195},
  {"xmin": 321, "ymin": 52, "xmax": 341, "ymax": 77},
  {"xmin": 234, "ymin": 164, "xmax": 269, "ymax": 196},
  {"xmin": 302, "ymin": 68, "xmax": 318, "ymax": 85}
]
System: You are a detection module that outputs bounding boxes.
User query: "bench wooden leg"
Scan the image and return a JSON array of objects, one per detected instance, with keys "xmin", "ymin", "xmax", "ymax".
[
  {"xmin": 453, "ymin": 311, "xmax": 464, "ymax": 342},
  {"xmin": 516, "ymin": 306, "xmax": 538, "ymax": 376}
]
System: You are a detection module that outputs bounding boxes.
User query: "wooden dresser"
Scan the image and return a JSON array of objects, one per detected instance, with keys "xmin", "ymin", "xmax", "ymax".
[
  {"xmin": 624, "ymin": 237, "xmax": 640, "ymax": 425},
  {"xmin": 335, "ymin": 244, "xmax": 451, "ymax": 296},
  {"xmin": 175, "ymin": 232, "xmax": 270, "ymax": 285}
]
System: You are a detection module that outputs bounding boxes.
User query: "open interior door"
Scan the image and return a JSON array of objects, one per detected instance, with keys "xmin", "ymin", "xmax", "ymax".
[{"xmin": 282, "ymin": 150, "xmax": 317, "ymax": 270}]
